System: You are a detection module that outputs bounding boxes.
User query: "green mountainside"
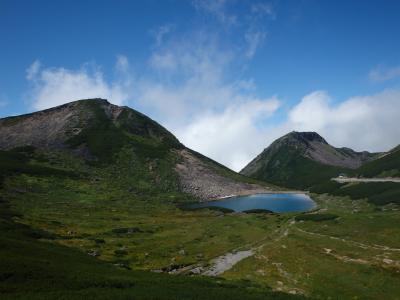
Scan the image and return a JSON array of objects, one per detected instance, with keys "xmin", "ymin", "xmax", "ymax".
[
  {"xmin": 240, "ymin": 131, "xmax": 376, "ymax": 189},
  {"xmin": 352, "ymin": 145, "xmax": 400, "ymax": 178},
  {"xmin": 310, "ymin": 145, "xmax": 400, "ymax": 205}
]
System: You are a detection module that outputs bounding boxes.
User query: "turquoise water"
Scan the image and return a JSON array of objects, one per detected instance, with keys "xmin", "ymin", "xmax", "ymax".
[{"xmin": 189, "ymin": 193, "xmax": 316, "ymax": 213}]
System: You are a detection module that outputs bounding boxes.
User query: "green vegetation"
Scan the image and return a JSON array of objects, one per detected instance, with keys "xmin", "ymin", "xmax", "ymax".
[
  {"xmin": 0, "ymin": 198, "xmax": 302, "ymax": 300},
  {"xmin": 182, "ymin": 205, "xmax": 235, "ymax": 214},
  {"xmin": 311, "ymin": 181, "xmax": 400, "ymax": 205},
  {"xmin": 352, "ymin": 147, "xmax": 400, "ymax": 178},
  {"xmin": 66, "ymin": 100, "xmax": 182, "ymax": 164},
  {"xmin": 1, "ymin": 146, "xmax": 400, "ymax": 299},
  {"xmin": 249, "ymin": 145, "xmax": 349, "ymax": 189},
  {"xmin": 0, "ymin": 148, "xmax": 77, "ymax": 188},
  {"xmin": 295, "ymin": 213, "xmax": 338, "ymax": 222},
  {"xmin": 0, "ymin": 147, "xmax": 303, "ymax": 299},
  {"xmin": 243, "ymin": 209, "xmax": 274, "ymax": 214},
  {"xmin": 222, "ymin": 194, "xmax": 400, "ymax": 299}
]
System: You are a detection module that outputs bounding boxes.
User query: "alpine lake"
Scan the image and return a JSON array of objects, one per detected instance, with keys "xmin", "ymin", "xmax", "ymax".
[{"xmin": 188, "ymin": 193, "xmax": 316, "ymax": 213}]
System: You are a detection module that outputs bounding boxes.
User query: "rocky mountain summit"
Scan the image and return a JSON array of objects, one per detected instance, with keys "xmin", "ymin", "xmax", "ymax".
[{"xmin": 0, "ymin": 98, "xmax": 181, "ymax": 155}]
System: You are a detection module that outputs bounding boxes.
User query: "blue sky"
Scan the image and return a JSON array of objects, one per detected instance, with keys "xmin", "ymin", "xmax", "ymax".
[{"xmin": 1, "ymin": 0, "xmax": 400, "ymax": 170}]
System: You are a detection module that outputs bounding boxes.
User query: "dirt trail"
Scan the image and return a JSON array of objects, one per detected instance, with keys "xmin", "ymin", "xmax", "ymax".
[
  {"xmin": 199, "ymin": 218, "xmax": 295, "ymax": 276},
  {"xmin": 332, "ymin": 177, "xmax": 400, "ymax": 183},
  {"xmin": 296, "ymin": 227, "xmax": 400, "ymax": 252},
  {"xmin": 202, "ymin": 250, "xmax": 254, "ymax": 276}
]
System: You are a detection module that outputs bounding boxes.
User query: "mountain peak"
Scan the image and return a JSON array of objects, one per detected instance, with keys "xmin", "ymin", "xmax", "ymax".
[
  {"xmin": 42, "ymin": 98, "xmax": 112, "ymax": 112},
  {"xmin": 0, "ymin": 98, "xmax": 182, "ymax": 160},
  {"xmin": 285, "ymin": 131, "xmax": 328, "ymax": 144}
]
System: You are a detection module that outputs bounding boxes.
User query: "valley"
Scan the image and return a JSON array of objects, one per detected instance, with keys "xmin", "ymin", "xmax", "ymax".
[{"xmin": 2, "ymin": 148, "xmax": 399, "ymax": 299}]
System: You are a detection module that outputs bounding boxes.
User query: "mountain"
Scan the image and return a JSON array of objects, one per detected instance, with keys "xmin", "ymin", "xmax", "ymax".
[
  {"xmin": 240, "ymin": 131, "xmax": 378, "ymax": 189},
  {"xmin": 352, "ymin": 144, "xmax": 400, "ymax": 178},
  {"xmin": 0, "ymin": 98, "xmax": 271, "ymax": 200},
  {"xmin": 310, "ymin": 145, "xmax": 400, "ymax": 205},
  {"xmin": 0, "ymin": 98, "xmax": 182, "ymax": 160}
]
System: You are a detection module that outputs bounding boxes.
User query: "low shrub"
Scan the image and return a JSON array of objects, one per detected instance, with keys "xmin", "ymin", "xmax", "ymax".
[
  {"xmin": 295, "ymin": 213, "xmax": 339, "ymax": 222},
  {"xmin": 243, "ymin": 209, "xmax": 274, "ymax": 214},
  {"xmin": 114, "ymin": 249, "xmax": 129, "ymax": 257}
]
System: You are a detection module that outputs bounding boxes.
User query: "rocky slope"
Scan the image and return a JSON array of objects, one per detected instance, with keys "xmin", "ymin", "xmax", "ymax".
[
  {"xmin": 0, "ymin": 98, "xmax": 270, "ymax": 200},
  {"xmin": 175, "ymin": 149, "xmax": 270, "ymax": 200},
  {"xmin": 240, "ymin": 131, "xmax": 379, "ymax": 189}
]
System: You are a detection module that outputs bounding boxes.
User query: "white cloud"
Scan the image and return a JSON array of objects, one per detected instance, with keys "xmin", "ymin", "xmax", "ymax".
[
  {"xmin": 131, "ymin": 29, "xmax": 282, "ymax": 171},
  {"xmin": 115, "ymin": 54, "xmax": 129, "ymax": 73},
  {"xmin": 26, "ymin": 60, "xmax": 41, "ymax": 80},
  {"xmin": 150, "ymin": 24, "xmax": 173, "ymax": 47},
  {"xmin": 149, "ymin": 32, "xmax": 230, "ymax": 77},
  {"xmin": 27, "ymin": 59, "xmax": 132, "ymax": 110},
  {"xmin": 369, "ymin": 65, "xmax": 400, "ymax": 82},
  {"xmin": 251, "ymin": 3, "xmax": 275, "ymax": 18},
  {"xmin": 244, "ymin": 28, "xmax": 266, "ymax": 58},
  {"xmin": 192, "ymin": 1, "xmax": 273, "ymax": 59},
  {"xmin": 288, "ymin": 91, "xmax": 332, "ymax": 130},
  {"xmin": 284, "ymin": 89, "xmax": 400, "ymax": 152},
  {"xmin": 192, "ymin": 0, "xmax": 237, "ymax": 26},
  {"xmin": 177, "ymin": 98, "xmax": 280, "ymax": 171},
  {"xmin": 135, "ymin": 3, "xmax": 278, "ymax": 170},
  {"xmin": 141, "ymin": 33, "xmax": 234, "ymax": 124},
  {"xmin": 243, "ymin": 2, "xmax": 275, "ymax": 59}
]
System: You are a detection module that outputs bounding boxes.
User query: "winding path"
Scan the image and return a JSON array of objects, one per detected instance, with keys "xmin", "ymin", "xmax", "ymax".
[
  {"xmin": 332, "ymin": 177, "xmax": 400, "ymax": 183},
  {"xmin": 295, "ymin": 227, "xmax": 400, "ymax": 252}
]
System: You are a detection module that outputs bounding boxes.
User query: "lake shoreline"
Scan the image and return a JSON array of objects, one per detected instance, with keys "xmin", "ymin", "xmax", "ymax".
[
  {"xmin": 188, "ymin": 193, "xmax": 316, "ymax": 213},
  {"xmin": 210, "ymin": 190, "xmax": 310, "ymax": 201}
]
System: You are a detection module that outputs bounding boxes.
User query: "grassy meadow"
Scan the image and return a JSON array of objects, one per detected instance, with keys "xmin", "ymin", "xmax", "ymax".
[{"xmin": 1, "ymin": 147, "xmax": 399, "ymax": 299}]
